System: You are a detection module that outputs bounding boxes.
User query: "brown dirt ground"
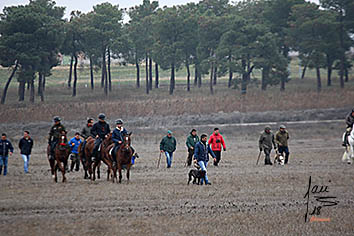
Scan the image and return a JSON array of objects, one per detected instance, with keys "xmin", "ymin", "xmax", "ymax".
[{"xmin": 0, "ymin": 120, "xmax": 353, "ymax": 236}]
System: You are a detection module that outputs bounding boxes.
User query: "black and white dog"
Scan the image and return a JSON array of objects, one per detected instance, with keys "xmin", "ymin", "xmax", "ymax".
[
  {"xmin": 274, "ymin": 153, "xmax": 285, "ymax": 165},
  {"xmin": 187, "ymin": 169, "xmax": 206, "ymax": 185}
]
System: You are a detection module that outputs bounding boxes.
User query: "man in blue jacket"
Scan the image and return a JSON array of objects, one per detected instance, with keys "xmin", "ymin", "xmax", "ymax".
[
  {"xmin": 194, "ymin": 134, "xmax": 216, "ymax": 185},
  {"xmin": 0, "ymin": 133, "xmax": 14, "ymax": 176},
  {"xmin": 69, "ymin": 132, "xmax": 82, "ymax": 172}
]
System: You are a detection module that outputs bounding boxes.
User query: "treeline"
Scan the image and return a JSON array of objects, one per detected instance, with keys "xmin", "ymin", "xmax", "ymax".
[{"xmin": 0, "ymin": 0, "xmax": 354, "ymax": 104}]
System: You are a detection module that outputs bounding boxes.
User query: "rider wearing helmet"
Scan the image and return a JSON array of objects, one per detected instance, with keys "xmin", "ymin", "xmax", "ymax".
[
  {"xmin": 112, "ymin": 119, "xmax": 128, "ymax": 166},
  {"xmin": 343, "ymin": 108, "xmax": 354, "ymax": 146},
  {"xmin": 48, "ymin": 116, "xmax": 66, "ymax": 159},
  {"xmin": 90, "ymin": 113, "xmax": 110, "ymax": 161}
]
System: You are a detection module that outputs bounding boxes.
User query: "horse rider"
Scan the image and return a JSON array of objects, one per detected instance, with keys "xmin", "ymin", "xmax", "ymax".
[
  {"xmin": 111, "ymin": 119, "xmax": 136, "ymax": 167},
  {"xmin": 80, "ymin": 118, "xmax": 94, "ymax": 159},
  {"xmin": 90, "ymin": 113, "xmax": 110, "ymax": 161},
  {"xmin": 343, "ymin": 107, "xmax": 354, "ymax": 146},
  {"xmin": 259, "ymin": 126, "xmax": 277, "ymax": 165},
  {"xmin": 48, "ymin": 116, "xmax": 66, "ymax": 160}
]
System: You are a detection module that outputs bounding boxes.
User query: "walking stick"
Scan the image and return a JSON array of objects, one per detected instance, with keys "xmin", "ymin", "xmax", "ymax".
[
  {"xmin": 157, "ymin": 152, "xmax": 162, "ymax": 168},
  {"xmin": 256, "ymin": 151, "xmax": 262, "ymax": 165}
]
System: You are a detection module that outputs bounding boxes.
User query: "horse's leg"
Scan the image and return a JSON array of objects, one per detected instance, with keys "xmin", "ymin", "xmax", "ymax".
[
  {"xmin": 97, "ymin": 161, "xmax": 101, "ymax": 179},
  {"xmin": 54, "ymin": 163, "xmax": 58, "ymax": 183},
  {"xmin": 126, "ymin": 164, "xmax": 131, "ymax": 184},
  {"xmin": 57, "ymin": 161, "xmax": 66, "ymax": 183},
  {"xmin": 118, "ymin": 165, "xmax": 122, "ymax": 183}
]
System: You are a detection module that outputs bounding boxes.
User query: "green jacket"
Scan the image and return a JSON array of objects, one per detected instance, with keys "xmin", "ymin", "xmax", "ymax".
[
  {"xmin": 49, "ymin": 123, "xmax": 66, "ymax": 141},
  {"xmin": 275, "ymin": 130, "xmax": 289, "ymax": 147},
  {"xmin": 186, "ymin": 134, "xmax": 199, "ymax": 149},
  {"xmin": 259, "ymin": 131, "xmax": 276, "ymax": 150},
  {"xmin": 160, "ymin": 136, "xmax": 177, "ymax": 153}
]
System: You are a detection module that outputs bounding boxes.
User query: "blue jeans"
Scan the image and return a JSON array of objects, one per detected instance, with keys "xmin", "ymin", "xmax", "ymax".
[
  {"xmin": 165, "ymin": 152, "xmax": 173, "ymax": 168},
  {"xmin": 0, "ymin": 156, "xmax": 9, "ymax": 175},
  {"xmin": 198, "ymin": 160, "xmax": 209, "ymax": 184},
  {"xmin": 21, "ymin": 154, "xmax": 30, "ymax": 173}
]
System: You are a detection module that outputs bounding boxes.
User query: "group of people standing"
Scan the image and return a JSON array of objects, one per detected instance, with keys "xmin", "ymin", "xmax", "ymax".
[{"xmin": 159, "ymin": 128, "xmax": 227, "ymax": 185}]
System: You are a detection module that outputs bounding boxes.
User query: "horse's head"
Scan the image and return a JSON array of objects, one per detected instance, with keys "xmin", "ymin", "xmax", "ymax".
[
  {"xmin": 103, "ymin": 132, "xmax": 113, "ymax": 147},
  {"xmin": 121, "ymin": 132, "xmax": 132, "ymax": 153},
  {"xmin": 59, "ymin": 131, "xmax": 67, "ymax": 146}
]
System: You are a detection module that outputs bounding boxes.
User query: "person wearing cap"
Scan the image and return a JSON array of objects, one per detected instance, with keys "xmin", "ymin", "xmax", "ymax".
[
  {"xmin": 69, "ymin": 132, "xmax": 82, "ymax": 171},
  {"xmin": 0, "ymin": 133, "xmax": 14, "ymax": 176},
  {"xmin": 48, "ymin": 116, "xmax": 66, "ymax": 159},
  {"xmin": 186, "ymin": 129, "xmax": 199, "ymax": 166},
  {"xmin": 160, "ymin": 130, "xmax": 177, "ymax": 168},
  {"xmin": 343, "ymin": 108, "xmax": 354, "ymax": 146},
  {"xmin": 275, "ymin": 125, "xmax": 290, "ymax": 164},
  {"xmin": 259, "ymin": 126, "xmax": 276, "ymax": 165},
  {"xmin": 194, "ymin": 134, "xmax": 216, "ymax": 185},
  {"xmin": 208, "ymin": 128, "xmax": 226, "ymax": 166},
  {"xmin": 91, "ymin": 113, "xmax": 110, "ymax": 161},
  {"xmin": 112, "ymin": 119, "xmax": 128, "ymax": 166},
  {"xmin": 18, "ymin": 131, "xmax": 34, "ymax": 173}
]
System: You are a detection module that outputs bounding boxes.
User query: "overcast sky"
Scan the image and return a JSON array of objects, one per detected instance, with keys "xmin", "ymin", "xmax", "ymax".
[{"xmin": 0, "ymin": 0, "xmax": 319, "ymax": 19}]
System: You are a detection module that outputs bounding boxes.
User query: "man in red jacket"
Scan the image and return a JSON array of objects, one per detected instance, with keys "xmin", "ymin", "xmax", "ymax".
[{"xmin": 208, "ymin": 128, "xmax": 226, "ymax": 166}]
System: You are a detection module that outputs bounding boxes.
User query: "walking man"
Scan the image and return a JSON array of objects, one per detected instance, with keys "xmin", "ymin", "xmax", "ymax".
[
  {"xmin": 69, "ymin": 132, "xmax": 82, "ymax": 171},
  {"xmin": 185, "ymin": 129, "xmax": 199, "ymax": 166},
  {"xmin": 194, "ymin": 134, "xmax": 216, "ymax": 185},
  {"xmin": 259, "ymin": 126, "xmax": 276, "ymax": 165},
  {"xmin": 18, "ymin": 131, "xmax": 34, "ymax": 173},
  {"xmin": 160, "ymin": 130, "xmax": 177, "ymax": 168},
  {"xmin": 275, "ymin": 125, "xmax": 290, "ymax": 164},
  {"xmin": 208, "ymin": 128, "xmax": 226, "ymax": 166},
  {"xmin": 0, "ymin": 133, "xmax": 14, "ymax": 176}
]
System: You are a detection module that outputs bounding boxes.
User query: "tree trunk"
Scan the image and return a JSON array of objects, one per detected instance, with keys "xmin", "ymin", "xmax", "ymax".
[
  {"xmin": 213, "ymin": 66, "xmax": 217, "ymax": 85},
  {"xmin": 170, "ymin": 63, "xmax": 175, "ymax": 95},
  {"xmin": 145, "ymin": 54, "xmax": 149, "ymax": 94},
  {"xmin": 316, "ymin": 66, "xmax": 321, "ymax": 92},
  {"xmin": 1, "ymin": 62, "xmax": 18, "ymax": 104},
  {"xmin": 197, "ymin": 65, "xmax": 202, "ymax": 88},
  {"xmin": 194, "ymin": 65, "xmax": 198, "ymax": 86},
  {"xmin": 18, "ymin": 81, "xmax": 25, "ymax": 101},
  {"xmin": 339, "ymin": 10, "xmax": 345, "ymax": 88},
  {"xmin": 27, "ymin": 81, "xmax": 30, "ymax": 90},
  {"xmin": 241, "ymin": 59, "xmax": 247, "ymax": 95},
  {"xmin": 38, "ymin": 73, "xmax": 44, "ymax": 102},
  {"xmin": 327, "ymin": 66, "xmax": 332, "ymax": 87},
  {"xmin": 149, "ymin": 57, "xmax": 152, "ymax": 90},
  {"xmin": 101, "ymin": 48, "xmax": 106, "ymax": 89},
  {"xmin": 29, "ymin": 79, "xmax": 35, "ymax": 103},
  {"xmin": 210, "ymin": 62, "xmax": 214, "ymax": 95},
  {"xmin": 301, "ymin": 64, "xmax": 307, "ymax": 79},
  {"xmin": 186, "ymin": 62, "xmax": 190, "ymax": 92},
  {"xmin": 103, "ymin": 53, "xmax": 108, "ymax": 96},
  {"xmin": 280, "ymin": 48, "xmax": 289, "ymax": 91},
  {"xmin": 43, "ymin": 75, "xmax": 46, "ymax": 91},
  {"xmin": 345, "ymin": 67, "xmax": 349, "ymax": 82},
  {"xmin": 155, "ymin": 63, "xmax": 159, "ymax": 88},
  {"xmin": 89, "ymin": 56, "xmax": 94, "ymax": 90},
  {"xmin": 108, "ymin": 48, "xmax": 112, "ymax": 91},
  {"xmin": 72, "ymin": 54, "xmax": 78, "ymax": 97},
  {"xmin": 228, "ymin": 53, "xmax": 232, "ymax": 88},
  {"xmin": 68, "ymin": 54, "xmax": 73, "ymax": 88},
  {"xmin": 136, "ymin": 56, "xmax": 140, "ymax": 88},
  {"xmin": 261, "ymin": 66, "xmax": 270, "ymax": 91}
]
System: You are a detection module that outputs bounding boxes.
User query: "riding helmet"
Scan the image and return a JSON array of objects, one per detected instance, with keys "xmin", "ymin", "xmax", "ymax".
[
  {"xmin": 53, "ymin": 116, "xmax": 61, "ymax": 122},
  {"xmin": 98, "ymin": 113, "xmax": 106, "ymax": 120},
  {"xmin": 116, "ymin": 119, "xmax": 123, "ymax": 125}
]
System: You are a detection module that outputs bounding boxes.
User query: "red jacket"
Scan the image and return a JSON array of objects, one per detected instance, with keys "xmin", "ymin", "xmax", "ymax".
[{"xmin": 208, "ymin": 133, "xmax": 226, "ymax": 151}]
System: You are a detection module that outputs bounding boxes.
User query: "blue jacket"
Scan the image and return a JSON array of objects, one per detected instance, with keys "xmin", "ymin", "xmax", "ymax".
[
  {"xmin": 0, "ymin": 139, "xmax": 14, "ymax": 157},
  {"xmin": 69, "ymin": 137, "xmax": 82, "ymax": 154},
  {"xmin": 112, "ymin": 127, "xmax": 128, "ymax": 144},
  {"xmin": 194, "ymin": 141, "xmax": 215, "ymax": 162}
]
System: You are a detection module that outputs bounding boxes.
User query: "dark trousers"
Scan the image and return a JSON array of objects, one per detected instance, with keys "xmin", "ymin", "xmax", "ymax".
[
  {"xmin": 92, "ymin": 138, "xmax": 102, "ymax": 159},
  {"xmin": 213, "ymin": 151, "xmax": 221, "ymax": 166},
  {"xmin": 264, "ymin": 148, "xmax": 272, "ymax": 165},
  {"xmin": 70, "ymin": 153, "xmax": 80, "ymax": 171},
  {"xmin": 50, "ymin": 139, "xmax": 58, "ymax": 156},
  {"xmin": 278, "ymin": 146, "xmax": 290, "ymax": 164},
  {"xmin": 187, "ymin": 148, "xmax": 194, "ymax": 166}
]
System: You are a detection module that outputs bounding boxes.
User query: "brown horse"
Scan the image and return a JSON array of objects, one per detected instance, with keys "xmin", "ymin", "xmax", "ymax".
[
  {"xmin": 101, "ymin": 140, "xmax": 117, "ymax": 183},
  {"xmin": 81, "ymin": 133, "xmax": 112, "ymax": 181},
  {"xmin": 115, "ymin": 133, "xmax": 134, "ymax": 183},
  {"xmin": 78, "ymin": 136, "xmax": 94, "ymax": 179},
  {"xmin": 47, "ymin": 132, "xmax": 70, "ymax": 183}
]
